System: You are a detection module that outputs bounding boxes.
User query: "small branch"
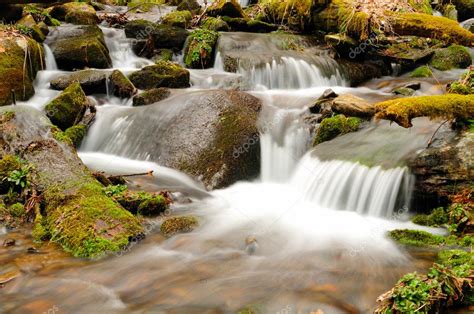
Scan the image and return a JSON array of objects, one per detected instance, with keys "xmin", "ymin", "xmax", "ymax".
[
  {"xmin": 110, "ymin": 171, "xmax": 154, "ymax": 178},
  {"xmin": 427, "ymin": 119, "xmax": 449, "ymax": 148}
]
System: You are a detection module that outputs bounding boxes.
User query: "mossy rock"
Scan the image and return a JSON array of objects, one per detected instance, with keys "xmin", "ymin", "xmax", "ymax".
[
  {"xmin": 261, "ymin": 0, "xmax": 314, "ymax": 32},
  {"xmin": 201, "ymin": 17, "xmax": 230, "ymax": 32},
  {"xmin": 8, "ymin": 203, "xmax": 25, "ymax": 218},
  {"xmin": 429, "ymin": 45, "xmax": 472, "ymax": 71},
  {"xmin": 124, "ymin": 20, "xmax": 189, "ymax": 51},
  {"xmin": 16, "ymin": 14, "xmax": 46, "ymax": 43},
  {"xmin": 246, "ymin": 19, "xmax": 278, "ymax": 33},
  {"xmin": 177, "ymin": 0, "xmax": 201, "ymax": 13},
  {"xmin": 57, "ymin": 3, "xmax": 99, "ymax": 25},
  {"xmin": 393, "ymin": 87, "xmax": 415, "ymax": 96},
  {"xmin": 449, "ymin": 68, "xmax": 474, "ymax": 95},
  {"xmin": 412, "ymin": 207, "xmax": 449, "ymax": 227},
  {"xmin": 152, "ymin": 49, "xmax": 174, "ymax": 62},
  {"xmin": 0, "ymin": 31, "xmax": 44, "ymax": 106},
  {"xmin": 47, "ymin": 25, "xmax": 112, "ymax": 71},
  {"xmin": 110, "ymin": 70, "xmax": 136, "ymax": 98},
  {"xmin": 129, "ymin": 61, "xmax": 190, "ymax": 89},
  {"xmin": 313, "ymin": 114, "xmax": 361, "ymax": 145},
  {"xmin": 45, "ymin": 82, "xmax": 88, "ymax": 130},
  {"xmin": 183, "ymin": 29, "xmax": 219, "ymax": 69},
  {"xmin": 0, "ymin": 154, "xmax": 22, "ymax": 194},
  {"xmin": 132, "ymin": 88, "xmax": 171, "ymax": 106},
  {"xmin": 375, "ymin": 94, "xmax": 474, "ymax": 128},
  {"xmin": 64, "ymin": 124, "xmax": 88, "ymax": 147},
  {"xmin": 161, "ymin": 10, "xmax": 192, "ymax": 29},
  {"xmin": 388, "ymin": 229, "xmax": 445, "ymax": 246},
  {"xmin": 160, "ymin": 216, "xmax": 198, "ymax": 236},
  {"xmin": 207, "ymin": 0, "xmax": 245, "ymax": 18},
  {"xmin": 0, "ymin": 106, "xmax": 143, "ymax": 258},
  {"xmin": 410, "ymin": 65, "xmax": 433, "ymax": 78},
  {"xmin": 390, "ymin": 13, "xmax": 474, "ymax": 46},
  {"xmin": 112, "ymin": 189, "xmax": 170, "ymax": 216}
]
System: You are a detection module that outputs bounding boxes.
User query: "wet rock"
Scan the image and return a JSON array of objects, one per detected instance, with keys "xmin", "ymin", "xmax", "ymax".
[
  {"xmin": 50, "ymin": 69, "xmax": 109, "ymax": 94},
  {"xmin": 177, "ymin": 0, "xmax": 201, "ymax": 13},
  {"xmin": 409, "ymin": 130, "xmax": 474, "ymax": 210},
  {"xmin": 379, "ymin": 37, "xmax": 435, "ymax": 64},
  {"xmin": 45, "ymin": 82, "xmax": 89, "ymax": 130},
  {"xmin": 246, "ymin": 20, "xmax": 279, "ymax": 33},
  {"xmin": 3, "ymin": 239, "xmax": 15, "ymax": 247},
  {"xmin": 129, "ymin": 61, "xmax": 190, "ymax": 89},
  {"xmin": 46, "ymin": 25, "xmax": 112, "ymax": 71},
  {"xmin": 124, "ymin": 20, "xmax": 189, "ymax": 51},
  {"xmin": 452, "ymin": 0, "xmax": 474, "ymax": 21},
  {"xmin": 0, "ymin": 107, "xmax": 143, "ymax": 258},
  {"xmin": 331, "ymin": 94, "xmax": 375, "ymax": 118},
  {"xmin": 313, "ymin": 114, "xmax": 362, "ymax": 145},
  {"xmin": 410, "ymin": 65, "xmax": 433, "ymax": 78},
  {"xmin": 161, "ymin": 10, "xmax": 192, "ymax": 28},
  {"xmin": 309, "ymin": 88, "xmax": 338, "ymax": 114},
  {"xmin": 50, "ymin": 2, "xmax": 99, "ymax": 25},
  {"xmin": 429, "ymin": 45, "xmax": 472, "ymax": 71},
  {"xmin": 132, "ymin": 88, "xmax": 171, "ymax": 106},
  {"xmin": 0, "ymin": 31, "xmax": 44, "ymax": 106},
  {"xmin": 338, "ymin": 59, "xmax": 390, "ymax": 87},
  {"xmin": 110, "ymin": 70, "xmax": 136, "ymax": 98},
  {"xmin": 16, "ymin": 14, "xmax": 45, "ymax": 43},
  {"xmin": 325, "ymin": 34, "xmax": 359, "ymax": 59},
  {"xmin": 201, "ymin": 17, "xmax": 230, "ymax": 32},
  {"xmin": 161, "ymin": 216, "xmax": 198, "ymax": 236},
  {"xmin": 207, "ymin": 0, "xmax": 245, "ymax": 18},
  {"xmin": 393, "ymin": 87, "xmax": 415, "ymax": 96},
  {"xmin": 113, "ymin": 190, "xmax": 171, "ymax": 217},
  {"xmin": 183, "ymin": 29, "xmax": 219, "ymax": 69},
  {"xmin": 0, "ymin": 4, "xmax": 23, "ymax": 23}
]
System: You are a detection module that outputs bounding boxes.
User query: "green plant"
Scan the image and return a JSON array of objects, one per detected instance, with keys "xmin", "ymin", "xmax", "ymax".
[
  {"xmin": 103, "ymin": 184, "xmax": 128, "ymax": 197},
  {"xmin": 3, "ymin": 158, "xmax": 31, "ymax": 190}
]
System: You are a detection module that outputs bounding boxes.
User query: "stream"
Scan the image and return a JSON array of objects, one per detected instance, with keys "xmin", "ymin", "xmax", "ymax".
[{"xmin": 0, "ymin": 24, "xmax": 463, "ymax": 313}]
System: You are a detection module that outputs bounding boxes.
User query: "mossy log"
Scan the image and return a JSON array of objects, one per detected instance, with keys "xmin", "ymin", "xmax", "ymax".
[
  {"xmin": 0, "ymin": 106, "xmax": 143, "ymax": 258},
  {"xmin": 375, "ymin": 94, "xmax": 474, "ymax": 128}
]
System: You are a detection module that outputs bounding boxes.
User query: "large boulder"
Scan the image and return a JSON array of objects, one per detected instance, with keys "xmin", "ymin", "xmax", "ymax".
[
  {"xmin": 408, "ymin": 130, "xmax": 474, "ymax": 210},
  {"xmin": 0, "ymin": 107, "xmax": 142, "ymax": 258},
  {"xmin": 50, "ymin": 69, "xmax": 109, "ymax": 94},
  {"xmin": 46, "ymin": 25, "xmax": 112, "ymax": 71},
  {"xmin": 201, "ymin": 17, "xmax": 230, "ymax": 31},
  {"xmin": 45, "ymin": 82, "xmax": 89, "ymax": 130},
  {"xmin": 87, "ymin": 90, "xmax": 262, "ymax": 189},
  {"xmin": 207, "ymin": 0, "xmax": 245, "ymax": 18},
  {"xmin": 0, "ymin": 30, "xmax": 44, "ymax": 106},
  {"xmin": 124, "ymin": 20, "xmax": 189, "ymax": 51},
  {"xmin": 129, "ymin": 61, "xmax": 190, "ymax": 89},
  {"xmin": 177, "ymin": 0, "xmax": 201, "ymax": 13},
  {"xmin": 50, "ymin": 2, "xmax": 99, "ymax": 25},
  {"xmin": 161, "ymin": 10, "xmax": 192, "ymax": 28},
  {"xmin": 183, "ymin": 29, "xmax": 219, "ymax": 69}
]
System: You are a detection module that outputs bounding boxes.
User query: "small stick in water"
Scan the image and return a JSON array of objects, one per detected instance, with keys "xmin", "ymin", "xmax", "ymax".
[{"xmin": 427, "ymin": 120, "xmax": 449, "ymax": 148}]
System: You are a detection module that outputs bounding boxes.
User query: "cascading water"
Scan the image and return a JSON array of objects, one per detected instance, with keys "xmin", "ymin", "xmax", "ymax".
[
  {"xmin": 2, "ymin": 24, "xmax": 454, "ymax": 313},
  {"xmin": 44, "ymin": 44, "xmax": 58, "ymax": 71}
]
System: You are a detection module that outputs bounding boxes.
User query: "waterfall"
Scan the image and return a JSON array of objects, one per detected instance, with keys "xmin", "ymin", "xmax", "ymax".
[
  {"xmin": 260, "ymin": 107, "xmax": 310, "ymax": 182},
  {"xmin": 242, "ymin": 57, "xmax": 347, "ymax": 90},
  {"xmin": 43, "ymin": 44, "xmax": 58, "ymax": 71},
  {"xmin": 100, "ymin": 26, "xmax": 154, "ymax": 70},
  {"xmin": 291, "ymin": 155, "xmax": 413, "ymax": 217}
]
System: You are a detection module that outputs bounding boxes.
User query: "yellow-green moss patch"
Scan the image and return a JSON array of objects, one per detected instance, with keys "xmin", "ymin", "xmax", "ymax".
[{"xmin": 160, "ymin": 215, "xmax": 198, "ymax": 236}]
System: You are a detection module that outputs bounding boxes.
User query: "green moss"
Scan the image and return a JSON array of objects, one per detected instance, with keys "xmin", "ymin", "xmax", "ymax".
[
  {"xmin": 129, "ymin": 61, "xmax": 190, "ymax": 89},
  {"xmin": 161, "ymin": 10, "xmax": 192, "ymax": 28},
  {"xmin": 64, "ymin": 124, "xmax": 87, "ymax": 147},
  {"xmin": 207, "ymin": 0, "xmax": 245, "ymax": 18},
  {"xmin": 388, "ymin": 229, "xmax": 445, "ymax": 246},
  {"xmin": 127, "ymin": 0, "xmax": 165, "ymax": 12},
  {"xmin": 16, "ymin": 14, "xmax": 46, "ymax": 42},
  {"xmin": 201, "ymin": 17, "xmax": 230, "ymax": 32},
  {"xmin": 375, "ymin": 94, "xmax": 474, "ymax": 128},
  {"xmin": 154, "ymin": 49, "xmax": 173, "ymax": 62},
  {"xmin": 412, "ymin": 207, "xmax": 449, "ymax": 227},
  {"xmin": 62, "ymin": 2, "xmax": 99, "ymax": 25},
  {"xmin": 260, "ymin": 0, "xmax": 313, "ymax": 31},
  {"xmin": 409, "ymin": 0, "xmax": 432, "ymax": 14},
  {"xmin": 160, "ymin": 215, "xmax": 198, "ymax": 236},
  {"xmin": 8, "ymin": 202, "xmax": 25, "ymax": 218},
  {"xmin": 110, "ymin": 70, "xmax": 136, "ymax": 98},
  {"xmin": 429, "ymin": 45, "xmax": 472, "ymax": 71},
  {"xmin": 112, "ymin": 187, "xmax": 170, "ymax": 217},
  {"xmin": 45, "ymin": 82, "xmax": 88, "ymax": 130},
  {"xmin": 183, "ymin": 29, "xmax": 219, "ymax": 69},
  {"xmin": 447, "ymin": 202, "xmax": 472, "ymax": 235},
  {"xmin": 313, "ymin": 115, "xmax": 361, "ymax": 145},
  {"xmin": 390, "ymin": 12, "xmax": 474, "ymax": 46},
  {"xmin": 410, "ymin": 65, "xmax": 433, "ymax": 78},
  {"xmin": 44, "ymin": 182, "xmax": 143, "ymax": 258},
  {"xmin": 132, "ymin": 87, "xmax": 171, "ymax": 106},
  {"xmin": 52, "ymin": 128, "xmax": 74, "ymax": 146}
]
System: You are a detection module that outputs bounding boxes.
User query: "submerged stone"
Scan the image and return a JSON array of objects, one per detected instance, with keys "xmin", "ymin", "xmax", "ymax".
[{"xmin": 160, "ymin": 216, "xmax": 198, "ymax": 236}]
